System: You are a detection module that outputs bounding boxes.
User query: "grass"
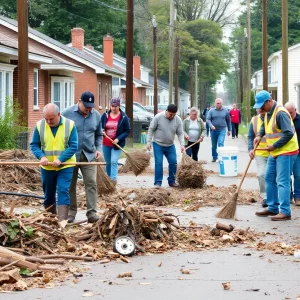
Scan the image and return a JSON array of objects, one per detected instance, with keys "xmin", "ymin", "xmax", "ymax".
[
  {"xmin": 239, "ymin": 123, "xmax": 250, "ymax": 136},
  {"xmin": 121, "ymin": 143, "xmax": 147, "ymax": 158}
]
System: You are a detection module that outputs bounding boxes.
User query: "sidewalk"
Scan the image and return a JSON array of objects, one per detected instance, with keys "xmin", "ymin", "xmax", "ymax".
[{"xmin": 118, "ymin": 134, "xmax": 259, "ymax": 189}]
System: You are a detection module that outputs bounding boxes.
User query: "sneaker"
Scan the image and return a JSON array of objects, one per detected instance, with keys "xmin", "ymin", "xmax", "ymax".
[
  {"xmin": 88, "ymin": 214, "xmax": 99, "ymax": 223},
  {"xmin": 295, "ymin": 199, "xmax": 300, "ymax": 206},
  {"xmin": 154, "ymin": 184, "xmax": 161, "ymax": 189},
  {"xmin": 212, "ymin": 158, "xmax": 217, "ymax": 162},
  {"xmin": 232, "ymin": 137, "xmax": 235, "ymax": 139},
  {"xmin": 169, "ymin": 182, "xmax": 179, "ymax": 188}
]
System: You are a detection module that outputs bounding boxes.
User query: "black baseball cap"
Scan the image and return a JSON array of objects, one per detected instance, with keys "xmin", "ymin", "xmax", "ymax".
[{"xmin": 81, "ymin": 91, "xmax": 95, "ymax": 108}]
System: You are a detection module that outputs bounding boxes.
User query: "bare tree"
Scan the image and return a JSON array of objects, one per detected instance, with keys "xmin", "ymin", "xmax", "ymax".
[{"xmin": 176, "ymin": 0, "xmax": 239, "ymax": 28}]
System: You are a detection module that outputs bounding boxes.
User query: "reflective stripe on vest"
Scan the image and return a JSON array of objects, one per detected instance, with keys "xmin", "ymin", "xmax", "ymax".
[
  {"xmin": 264, "ymin": 105, "xmax": 298, "ymax": 157},
  {"xmin": 251, "ymin": 115, "xmax": 268, "ymax": 157},
  {"xmin": 37, "ymin": 117, "xmax": 76, "ymax": 170}
]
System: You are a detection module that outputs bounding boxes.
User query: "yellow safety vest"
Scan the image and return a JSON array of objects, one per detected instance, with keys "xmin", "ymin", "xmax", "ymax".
[
  {"xmin": 37, "ymin": 116, "xmax": 76, "ymax": 170},
  {"xmin": 251, "ymin": 115, "xmax": 268, "ymax": 157},
  {"xmin": 264, "ymin": 105, "xmax": 298, "ymax": 157}
]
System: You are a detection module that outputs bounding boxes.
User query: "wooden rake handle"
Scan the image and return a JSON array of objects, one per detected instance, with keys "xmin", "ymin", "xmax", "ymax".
[
  {"xmin": 185, "ymin": 139, "xmax": 203, "ymax": 151},
  {"xmin": 103, "ymin": 132, "xmax": 127, "ymax": 154},
  {"xmin": 236, "ymin": 144, "xmax": 258, "ymax": 193},
  {"xmin": 0, "ymin": 161, "xmax": 106, "ymax": 166}
]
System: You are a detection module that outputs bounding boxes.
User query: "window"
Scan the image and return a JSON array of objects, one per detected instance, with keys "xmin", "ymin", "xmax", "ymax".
[
  {"xmin": 105, "ymin": 83, "xmax": 109, "ymax": 109},
  {"xmin": 0, "ymin": 64, "xmax": 15, "ymax": 116},
  {"xmin": 51, "ymin": 77, "xmax": 74, "ymax": 111},
  {"xmin": 33, "ymin": 69, "xmax": 38, "ymax": 108},
  {"xmin": 98, "ymin": 81, "xmax": 102, "ymax": 108}
]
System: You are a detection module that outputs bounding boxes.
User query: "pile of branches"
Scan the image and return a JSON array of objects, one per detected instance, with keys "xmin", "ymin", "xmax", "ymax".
[
  {"xmin": 73, "ymin": 202, "xmax": 180, "ymax": 246},
  {"xmin": 177, "ymin": 162, "xmax": 206, "ymax": 188},
  {"xmin": 0, "ymin": 150, "xmax": 41, "ymax": 192}
]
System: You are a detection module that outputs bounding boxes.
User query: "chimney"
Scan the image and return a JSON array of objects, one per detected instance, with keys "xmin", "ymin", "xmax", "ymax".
[
  {"xmin": 133, "ymin": 55, "xmax": 141, "ymax": 80},
  {"xmin": 86, "ymin": 44, "xmax": 94, "ymax": 50},
  {"xmin": 103, "ymin": 34, "xmax": 114, "ymax": 67},
  {"xmin": 71, "ymin": 28, "xmax": 84, "ymax": 51}
]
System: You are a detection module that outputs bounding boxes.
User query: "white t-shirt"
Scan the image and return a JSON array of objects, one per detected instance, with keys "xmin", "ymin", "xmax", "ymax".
[{"xmin": 188, "ymin": 119, "xmax": 199, "ymax": 142}]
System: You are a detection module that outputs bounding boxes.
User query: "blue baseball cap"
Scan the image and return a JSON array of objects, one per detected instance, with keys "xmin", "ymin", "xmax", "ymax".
[
  {"xmin": 253, "ymin": 90, "xmax": 271, "ymax": 108},
  {"xmin": 81, "ymin": 91, "xmax": 95, "ymax": 108}
]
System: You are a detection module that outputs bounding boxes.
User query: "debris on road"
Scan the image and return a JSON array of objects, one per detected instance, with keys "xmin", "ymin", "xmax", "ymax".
[{"xmin": 177, "ymin": 162, "xmax": 206, "ymax": 189}]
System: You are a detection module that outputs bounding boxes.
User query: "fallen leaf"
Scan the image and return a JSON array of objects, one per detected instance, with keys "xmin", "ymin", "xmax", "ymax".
[
  {"xmin": 180, "ymin": 269, "xmax": 191, "ymax": 274},
  {"xmin": 59, "ymin": 220, "xmax": 68, "ymax": 228},
  {"xmin": 222, "ymin": 282, "xmax": 231, "ymax": 290},
  {"xmin": 117, "ymin": 272, "xmax": 132, "ymax": 278},
  {"xmin": 120, "ymin": 256, "xmax": 130, "ymax": 263},
  {"xmin": 158, "ymin": 262, "xmax": 162, "ymax": 267}
]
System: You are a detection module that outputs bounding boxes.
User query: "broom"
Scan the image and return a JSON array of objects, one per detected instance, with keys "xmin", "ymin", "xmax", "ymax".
[
  {"xmin": 103, "ymin": 133, "xmax": 150, "ymax": 176},
  {"xmin": 216, "ymin": 144, "xmax": 258, "ymax": 219},
  {"xmin": 96, "ymin": 160, "xmax": 116, "ymax": 195},
  {"xmin": 181, "ymin": 140, "xmax": 202, "ymax": 165}
]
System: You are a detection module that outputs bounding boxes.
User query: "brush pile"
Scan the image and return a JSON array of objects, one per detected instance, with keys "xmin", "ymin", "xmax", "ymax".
[
  {"xmin": 0, "ymin": 150, "xmax": 41, "ymax": 192},
  {"xmin": 177, "ymin": 162, "xmax": 206, "ymax": 188},
  {"xmin": 137, "ymin": 189, "xmax": 173, "ymax": 206}
]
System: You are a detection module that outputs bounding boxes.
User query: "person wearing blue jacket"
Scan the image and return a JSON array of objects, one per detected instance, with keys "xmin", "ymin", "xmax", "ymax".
[{"xmin": 101, "ymin": 98, "xmax": 131, "ymax": 180}]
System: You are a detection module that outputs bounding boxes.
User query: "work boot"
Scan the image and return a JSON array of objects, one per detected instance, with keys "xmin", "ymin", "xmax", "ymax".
[
  {"xmin": 87, "ymin": 214, "xmax": 99, "ymax": 224},
  {"xmin": 67, "ymin": 215, "xmax": 75, "ymax": 223},
  {"xmin": 57, "ymin": 205, "xmax": 69, "ymax": 222},
  {"xmin": 294, "ymin": 199, "xmax": 300, "ymax": 206},
  {"xmin": 45, "ymin": 205, "xmax": 57, "ymax": 215}
]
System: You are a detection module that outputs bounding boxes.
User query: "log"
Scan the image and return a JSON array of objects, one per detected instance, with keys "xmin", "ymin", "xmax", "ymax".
[
  {"xmin": 0, "ymin": 246, "xmax": 38, "ymax": 270},
  {"xmin": 216, "ymin": 223, "xmax": 235, "ymax": 233},
  {"xmin": 36, "ymin": 255, "xmax": 93, "ymax": 261}
]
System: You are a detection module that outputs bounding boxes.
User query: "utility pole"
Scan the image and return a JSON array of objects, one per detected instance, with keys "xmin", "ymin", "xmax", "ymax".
[
  {"xmin": 152, "ymin": 15, "xmax": 158, "ymax": 115},
  {"xmin": 240, "ymin": 33, "xmax": 245, "ymax": 108},
  {"xmin": 126, "ymin": 0, "xmax": 133, "ymax": 146},
  {"xmin": 174, "ymin": 37, "xmax": 179, "ymax": 108},
  {"xmin": 246, "ymin": 0, "xmax": 251, "ymax": 124},
  {"xmin": 189, "ymin": 65, "xmax": 194, "ymax": 107},
  {"xmin": 169, "ymin": 0, "xmax": 175, "ymax": 104},
  {"xmin": 262, "ymin": 0, "xmax": 268, "ymax": 90},
  {"xmin": 17, "ymin": 0, "xmax": 29, "ymax": 124},
  {"xmin": 282, "ymin": 0, "xmax": 288, "ymax": 104},
  {"xmin": 194, "ymin": 60, "xmax": 199, "ymax": 109}
]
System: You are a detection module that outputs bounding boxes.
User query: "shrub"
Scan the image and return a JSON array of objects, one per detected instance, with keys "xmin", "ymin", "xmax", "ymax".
[{"xmin": 0, "ymin": 97, "xmax": 29, "ymax": 149}]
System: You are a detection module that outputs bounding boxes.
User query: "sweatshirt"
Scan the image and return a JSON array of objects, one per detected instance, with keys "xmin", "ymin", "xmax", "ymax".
[
  {"xmin": 147, "ymin": 111, "xmax": 184, "ymax": 147},
  {"xmin": 206, "ymin": 107, "xmax": 231, "ymax": 131}
]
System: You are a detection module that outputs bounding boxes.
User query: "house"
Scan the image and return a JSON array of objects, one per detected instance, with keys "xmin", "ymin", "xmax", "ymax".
[
  {"xmin": 149, "ymin": 76, "xmax": 190, "ymax": 116},
  {"xmin": 77, "ymin": 36, "xmax": 152, "ymax": 107},
  {"xmin": 252, "ymin": 43, "xmax": 300, "ymax": 110},
  {"xmin": 0, "ymin": 15, "xmax": 123, "ymax": 131}
]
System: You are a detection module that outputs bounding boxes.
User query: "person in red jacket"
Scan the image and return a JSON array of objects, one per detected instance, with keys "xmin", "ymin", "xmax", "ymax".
[{"xmin": 229, "ymin": 103, "xmax": 242, "ymax": 139}]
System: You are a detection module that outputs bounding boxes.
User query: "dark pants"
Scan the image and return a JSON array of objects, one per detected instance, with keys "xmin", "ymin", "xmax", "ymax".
[
  {"xmin": 186, "ymin": 141, "xmax": 200, "ymax": 161},
  {"xmin": 231, "ymin": 123, "xmax": 239, "ymax": 138},
  {"xmin": 41, "ymin": 167, "xmax": 74, "ymax": 207},
  {"xmin": 205, "ymin": 122, "xmax": 210, "ymax": 137}
]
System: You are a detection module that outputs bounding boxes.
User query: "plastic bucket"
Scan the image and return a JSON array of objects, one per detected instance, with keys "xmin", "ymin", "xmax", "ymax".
[{"xmin": 218, "ymin": 147, "xmax": 239, "ymax": 177}]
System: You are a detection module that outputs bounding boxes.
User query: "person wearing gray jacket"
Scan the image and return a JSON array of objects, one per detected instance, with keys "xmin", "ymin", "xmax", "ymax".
[
  {"xmin": 183, "ymin": 107, "xmax": 206, "ymax": 161},
  {"xmin": 147, "ymin": 104, "xmax": 185, "ymax": 188},
  {"xmin": 61, "ymin": 91, "xmax": 102, "ymax": 224}
]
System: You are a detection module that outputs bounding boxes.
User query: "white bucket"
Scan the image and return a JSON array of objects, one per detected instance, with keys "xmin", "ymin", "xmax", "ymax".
[{"xmin": 218, "ymin": 147, "xmax": 239, "ymax": 177}]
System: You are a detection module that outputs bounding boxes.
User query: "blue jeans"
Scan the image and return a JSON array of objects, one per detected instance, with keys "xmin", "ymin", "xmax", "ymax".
[
  {"xmin": 210, "ymin": 129, "xmax": 226, "ymax": 159},
  {"xmin": 265, "ymin": 154, "xmax": 297, "ymax": 216},
  {"xmin": 292, "ymin": 155, "xmax": 300, "ymax": 199},
  {"xmin": 153, "ymin": 142, "xmax": 177, "ymax": 186},
  {"xmin": 41, "ymin": 167, "xmax": 74, "ymax": 207},
  {"xmin": 103, "ymin": 145, "xmax": 122, "ymax": 180}
]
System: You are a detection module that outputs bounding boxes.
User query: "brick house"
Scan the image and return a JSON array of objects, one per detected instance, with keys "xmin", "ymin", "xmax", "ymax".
[{"xmin": 0, "ymin": 15, "xmax": 123, "ymax": 132}]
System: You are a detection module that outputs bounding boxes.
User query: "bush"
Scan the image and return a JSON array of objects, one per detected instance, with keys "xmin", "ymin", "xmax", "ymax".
[{"xmin": 0, "ymin": 98, "xmax": 29, "ymax": 149}]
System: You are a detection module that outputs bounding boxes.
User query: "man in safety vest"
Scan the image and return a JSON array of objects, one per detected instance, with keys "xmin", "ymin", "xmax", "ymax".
[
  {"xmin": 30, "ymin": 103, "xmax": 78, "ymax": 221},
  {"xmin": 253, "ymin": 90, "xmax": 298, "ymax": 221},
  {"xmin": 284, "ymin": 101, "xmax": 300, "ymax": 206},
  {"xmin": 248, "ymin": 109, "xmax": 268, "ymax": 208}
]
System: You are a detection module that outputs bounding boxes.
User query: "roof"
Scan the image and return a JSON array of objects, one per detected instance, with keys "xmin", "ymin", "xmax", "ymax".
[
  {"xmin": 149, "ymin": 76, "xmax": 190, "ymax": 95},
  {"xmin": 83, "ymin": 46, "xmax": 152, "ymax": 88},
  {"xmin": 0, "ymin": 15, "xmax": 123, "ymax": 76},
  {"xmin": 268, "ymin": 43, "xmax": 300, "ymax": 62},
  {"xmin": 0, "ymin": 31, "xmax": 84, "ymax": 72}
]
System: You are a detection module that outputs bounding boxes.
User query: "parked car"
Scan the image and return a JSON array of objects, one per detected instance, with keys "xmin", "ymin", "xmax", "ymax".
[
  {"xmin": 144, "ymin": 105, "xmax": 154, "ymax": 113},
  {"xmin": 157, "ymin": 104, "xmax": 168, "ymax": 113},
  {"xmin": 120, "ymin": 104, "xmax": 153, "ymax": 129}
]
